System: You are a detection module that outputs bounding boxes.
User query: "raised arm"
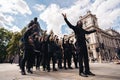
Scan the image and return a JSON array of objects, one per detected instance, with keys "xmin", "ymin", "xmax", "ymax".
[
  {"xmin": 85, "ymin": 29, "xmax": 96, "ymax": 34},
  {"xmin": 62, "ymin": 13, "xmax": 75, "ymax": 30},
  {"xmin": 62, "ymin": 37, "xmax": 65, "ymax": 46},
  {"xmin": 23, "ymin": 26, "xmax": 34, "ymax": 43}
]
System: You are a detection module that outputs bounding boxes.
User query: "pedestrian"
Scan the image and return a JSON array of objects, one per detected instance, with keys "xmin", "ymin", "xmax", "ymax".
[
  {"xmin": 20, "ymin": 26, "xmax": 35, "ymax": 75},
  {"xmin": 62, "ymin": 13, "xmax": 96, "ymax": 77},
  {"xmin": 62, "ymin": 36, "xmax": 72, "ymax": 69},
  {"xmin": 9, "ymin": 55, "xmax": 14, "ymax": 64},
  {"xmin": 48, "ymin": 34, "xmax": 58, "ymax": 71}
]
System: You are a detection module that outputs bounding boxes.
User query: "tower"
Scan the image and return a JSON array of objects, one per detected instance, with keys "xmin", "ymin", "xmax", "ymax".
[{"xmin": 80, "ymin": 11, "xmax": 99, "ymax": 29}]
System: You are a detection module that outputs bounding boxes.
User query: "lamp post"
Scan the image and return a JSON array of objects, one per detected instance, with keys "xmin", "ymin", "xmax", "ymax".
[{"xmin": 95, "ymin": 30, "xmax": 102, "ymax": 63}]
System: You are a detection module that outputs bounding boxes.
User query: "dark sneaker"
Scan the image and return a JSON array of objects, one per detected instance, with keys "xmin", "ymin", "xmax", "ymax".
[
  {"xmin": 79, "ymin": 72, "xmax": 88, "ymax": 77},
  {"xmin": 36, "ymin": 67, "xmax": 40, "ymax": 70},
  {"xmin": 47, "ymin": 70, "xmax": 50, "ymax": 72},
  {"xmin": 86, "ymin": 72, "xmax": 95, "ymax": 76},
  {"xmin": 53, "ymin": 68, "xmax": 58, "ymax": 71},
  {"xmin": 64, "ymin": 67, "xmax": 67, "ymax": 70},
  {"xmin": 27, "ymin": 70, "xmax": 33, "ymax": 74},
  {"xmin": 59, "ymin": 67, "xmax": 63, "ymax": 69},
  {"xmin": 43, "ymin": 68, "xmax": 46, "ymax": 71},
  {"xmin": 68, "ymin": 67, "xmax": 73, "ymax": 69},
  {"xmin": 75, "ymin": 67, "xmax": 78, "ymax": 69},
  {"xmin": 21, "ymin": 71, "xmax": 26, "ymax": 75}
]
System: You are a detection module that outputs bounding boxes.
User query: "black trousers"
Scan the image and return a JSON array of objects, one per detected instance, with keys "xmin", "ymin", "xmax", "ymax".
[
  {"xmin": 21, "ymin": 50, "xmax": 34, "ymax": 72},
  {"xmin": 73, "ymin": 52, "xmax": 79, "ymax": 68},
  {"xmin": 64, "ymin": 53, "xmax": 68, "ymax": 68},
  {"xmin": 42, "ymin": 52, "xmax": 49, "ymax": 70},
  {"xmin": 64, "ymin": 52, "xmax": 71, "ymax": 68},
  {"xmin": 48, "ymin": 52, "xmax": 57, "ymax": 70},
  {"xmin": 67, "ymin": 53, "xmax": 72, "ymax": 68},
  {"xmin": 58, "ymin": 59, "xmax": 62, "ymax": 68},
  {"xmin": 57, "ymin": 52, "xmax": 63, "ymax": 68},
  {"xmin": 78, "ymin": 44, "xmax": 90, "ymax": 73},
  {"xmin": 35, "ymin": 52, "xmax": 42, "ymax": 68}
]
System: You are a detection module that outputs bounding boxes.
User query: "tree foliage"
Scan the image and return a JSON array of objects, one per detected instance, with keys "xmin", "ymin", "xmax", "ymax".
[
  {"xmin": 7, "ymin": 32, "xmax": 22, "ymax": 56},
  {"xmin": 0, "ymin": 28, "xmax": 12, "ymax": 63}
]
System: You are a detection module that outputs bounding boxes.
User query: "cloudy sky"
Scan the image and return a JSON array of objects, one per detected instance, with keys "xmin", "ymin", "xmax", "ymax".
[{"xmin": 0, "ymin": 0, "xmax": 120, "ymax": 36}]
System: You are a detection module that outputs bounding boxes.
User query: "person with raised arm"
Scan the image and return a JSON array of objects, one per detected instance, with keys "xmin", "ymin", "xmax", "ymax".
[{"xmin": 62, "ymin": 13, "xmax": 96, "ymax": 77}]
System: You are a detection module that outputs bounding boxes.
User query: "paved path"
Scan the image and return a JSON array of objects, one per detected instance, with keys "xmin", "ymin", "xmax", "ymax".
[{"xmin": 0, "ymin": 63, "xmax": 120, "ymax": 80}]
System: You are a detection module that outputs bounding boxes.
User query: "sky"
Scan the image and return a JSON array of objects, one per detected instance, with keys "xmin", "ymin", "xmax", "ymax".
[{"xmin": 0, "ymin": 0, "xmax": 120, "ymax": 37}]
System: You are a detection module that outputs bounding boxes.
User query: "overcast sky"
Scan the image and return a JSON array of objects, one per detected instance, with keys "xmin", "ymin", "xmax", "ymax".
[{"xmin": 0, "ymin": 0, "xmax": 120, "ymax": 36}]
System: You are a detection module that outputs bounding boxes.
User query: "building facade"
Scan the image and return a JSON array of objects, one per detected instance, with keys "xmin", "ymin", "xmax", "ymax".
[{"xmin": 68, "ymin": 11, "xmax": 120, "ymax": 62}]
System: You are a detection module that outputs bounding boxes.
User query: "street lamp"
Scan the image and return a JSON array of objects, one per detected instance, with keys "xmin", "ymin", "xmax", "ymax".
[{"xmin": 95, "ymin": 30, "xmax": 103, "ymax": 63}]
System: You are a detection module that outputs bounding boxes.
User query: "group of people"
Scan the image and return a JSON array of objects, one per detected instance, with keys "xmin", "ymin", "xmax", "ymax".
[{"xmin": 19, "ymin": 13, "xmax": 97, "ymax": 77}]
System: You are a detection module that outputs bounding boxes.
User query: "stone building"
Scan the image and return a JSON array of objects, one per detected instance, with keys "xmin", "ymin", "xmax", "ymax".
[{"xmin": 68, "ymin": 11, "xmax": 120, "ymax": 62}]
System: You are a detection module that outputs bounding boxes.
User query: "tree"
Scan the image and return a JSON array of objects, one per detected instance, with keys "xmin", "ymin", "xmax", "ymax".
[
  {"xmin": 0, "ymin": 28, "xmax": 12, "ymax": 63},
  {"xmin": 6, "ymin": 32, "xmax": 22, "ymax": 62}
]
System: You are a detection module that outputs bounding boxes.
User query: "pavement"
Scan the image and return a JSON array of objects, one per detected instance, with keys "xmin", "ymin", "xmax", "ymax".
[{"xmin": 0, "ymin": 63, "xmax": 120, "ymax": 80}]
